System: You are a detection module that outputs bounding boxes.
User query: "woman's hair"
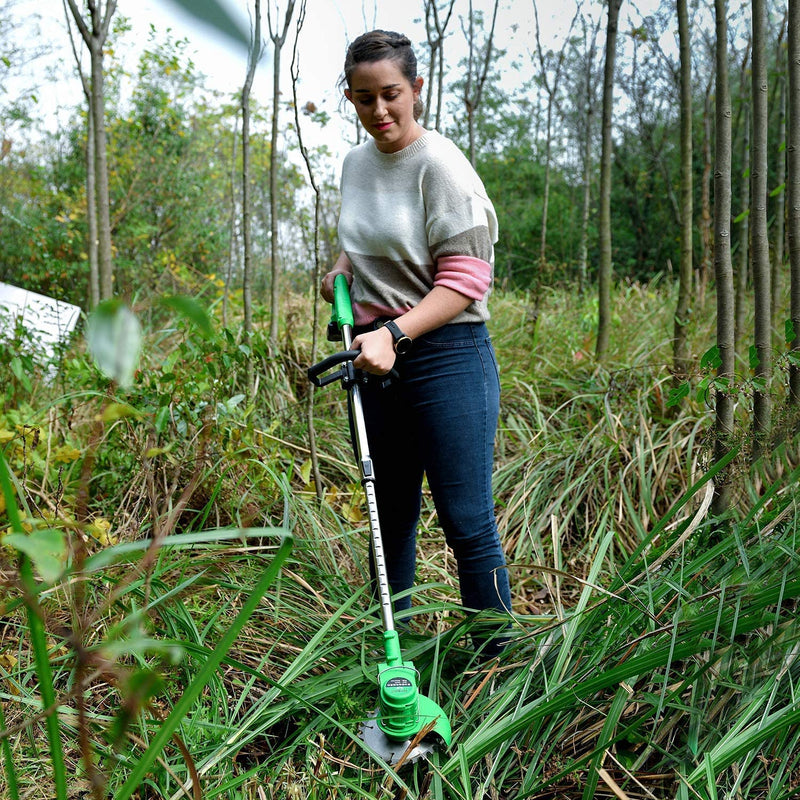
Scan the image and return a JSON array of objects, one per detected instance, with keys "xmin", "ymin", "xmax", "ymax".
[{"xmin": 341, "ymin": 30, "xmax": 424, "ymax": 120}]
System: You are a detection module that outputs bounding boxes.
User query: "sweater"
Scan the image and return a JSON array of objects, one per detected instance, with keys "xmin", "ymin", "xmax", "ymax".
[{"xmin": 337, "ymin": 129, "xmax": 498, "ymax": 326}]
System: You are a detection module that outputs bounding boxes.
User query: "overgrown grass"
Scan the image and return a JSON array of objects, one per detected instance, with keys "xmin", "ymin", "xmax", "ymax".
[{"xmin": 2, "ymin": 281, "xmax": 799, "ymax": 799}]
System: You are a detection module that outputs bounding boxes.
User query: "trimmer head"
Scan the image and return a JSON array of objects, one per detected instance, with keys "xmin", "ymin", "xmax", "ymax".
[{"xmin": 358, "ymin": 630, "xmax": 452, "ymax": 765}]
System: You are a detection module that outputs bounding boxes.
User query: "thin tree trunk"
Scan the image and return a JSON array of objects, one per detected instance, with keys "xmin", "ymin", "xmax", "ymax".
[
  {"xmin": 595, "ymin": 0, "xmax": 622, "ymax": 361},
  {"xmin": 267, "ymin": 0, "xmax": 297, "ymax": 349},
  {"xmin": 751, "ymin": 0, "xmax": 772, "ymax": 458},
  {"xmin": 242, "ymin": 0, "xmax": 261, "ymax": 395},
  {"xmin": 735, "ymin": 97, "xmax": 750, "ymax": 348},
  {"xmin": 774, "ymin": 71, "xmax": 787, "ymax": 330},
  {"xmin": 700, "ymin": 75, "xmax": 714, "ymax": 307},
  {"xmin": 790, "ymin": 0, "xmax": 800, "ymax": 406},
  {"xmin": 712, "ymin": 0, "xmax": 736, "ymax": 515},
  {"xmin": 673, "ymin": 0, "xmax": 693, "ymax": 380}
]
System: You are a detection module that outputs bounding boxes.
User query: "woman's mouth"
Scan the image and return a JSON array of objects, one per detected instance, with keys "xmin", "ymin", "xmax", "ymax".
[{"xmin": 374, "ymin": 122, "xmax": 393, "ymax": 132}]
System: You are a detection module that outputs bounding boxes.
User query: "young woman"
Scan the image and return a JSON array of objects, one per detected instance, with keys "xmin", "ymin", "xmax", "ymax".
[{"xmin": 321, "ymin": 30, "xmax": 511, "ymax": 654}]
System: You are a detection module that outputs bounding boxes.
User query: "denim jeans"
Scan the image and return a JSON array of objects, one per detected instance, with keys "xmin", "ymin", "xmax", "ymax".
[{"xmin": 357, "ymin": 321, "xmax": 512, "ymax": 620}]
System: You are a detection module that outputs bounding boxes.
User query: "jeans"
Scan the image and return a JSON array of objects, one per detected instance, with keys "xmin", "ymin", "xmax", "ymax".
[{"xmin": 357, "ymin": 322, "xmax": 512, "ymax": 620}]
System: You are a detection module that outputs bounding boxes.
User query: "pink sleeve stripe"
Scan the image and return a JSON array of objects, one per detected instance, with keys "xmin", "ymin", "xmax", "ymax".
[{"xmin": 433, "ymin": 255, "xmax": 492, "ymax": 300}]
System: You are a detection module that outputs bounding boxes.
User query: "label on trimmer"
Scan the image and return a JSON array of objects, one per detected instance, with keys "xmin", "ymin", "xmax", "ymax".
[{"xmin": 385, "ymin": 678, "xmax": 413, "ymax": 688}]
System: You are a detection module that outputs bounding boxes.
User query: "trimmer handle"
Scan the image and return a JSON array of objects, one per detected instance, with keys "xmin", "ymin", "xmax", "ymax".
[
  {"xmin": 327, "ymin": 273, "xmax": 354, "ymax": 342},
  {"xmin": 307, "ymin": 349, "xmax": 361, "ymax": 387}
]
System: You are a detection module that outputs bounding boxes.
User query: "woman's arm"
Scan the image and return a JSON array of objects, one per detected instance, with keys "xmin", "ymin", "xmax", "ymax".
[{"xmin": 352, "ymin": 285, "xmax": 472, "ymax": 375}]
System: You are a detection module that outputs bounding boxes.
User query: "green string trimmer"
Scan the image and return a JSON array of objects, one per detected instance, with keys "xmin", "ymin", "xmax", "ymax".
[{"xmin": 308, "ymin": 274, "xmax": 452, "ymax": 765}]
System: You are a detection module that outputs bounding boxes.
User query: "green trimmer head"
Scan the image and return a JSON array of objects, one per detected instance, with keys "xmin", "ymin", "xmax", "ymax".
[
  {"xmin": 359, "ymin": 630, "xmax": 452, "ymax": 765},
  {"xmin": 307, "ymin": 275, "xmax": 452, "ymax": 766}
]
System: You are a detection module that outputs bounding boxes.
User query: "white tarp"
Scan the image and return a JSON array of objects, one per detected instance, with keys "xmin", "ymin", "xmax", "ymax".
[{"xmin": 0, "ymin": 282, "xmax": 81, "ymax": 362}]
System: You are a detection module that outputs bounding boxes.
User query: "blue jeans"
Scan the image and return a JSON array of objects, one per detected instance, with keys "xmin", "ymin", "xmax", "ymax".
[{"xmin": 357, "ymin": 322, "xmax": 512, "ymax": 620}]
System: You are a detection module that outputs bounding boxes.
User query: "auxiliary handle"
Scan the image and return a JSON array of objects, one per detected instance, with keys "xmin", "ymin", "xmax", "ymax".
[{"xmin": 307, "ymin": 349, "xmax": 361, "ymax": 387}]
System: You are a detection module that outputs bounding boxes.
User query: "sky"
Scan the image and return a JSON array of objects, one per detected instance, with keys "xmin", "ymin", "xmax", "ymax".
[{"xmin": 10, "ymin": 0, "xmax": 544, "ymax": 143}]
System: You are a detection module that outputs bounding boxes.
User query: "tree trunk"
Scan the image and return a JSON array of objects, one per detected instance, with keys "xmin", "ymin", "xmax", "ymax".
[
  {"xmin": 242, "ymin": 0, "xmax": 261, "ymax": 394},
  {"xmin": 268, "ymin": 0, "xmax": 297, "ymax": 349},
  {"xmin": 790, "ymin": 0, "xmax": 800, "ymax": 406},
  {"xmin": 699, "ymin": 77, "xmax": 714, "ymax": 307},
  {"xmin": 595, "ymin": 0, "xmax": 622, "ymax": 361},
  {"xmin": 86, "ymin": 112, "xmax": 99, "ymax": 308},
  {"xmin": 751, "ymin": 0, "xmax": 772, "ymax": 459},
  {"xmin": 734, "ymin": 97, "xmax": 750, "ymax": 348},
  {"xmin": 712, "ymin": 0, "xmax": 736, "ymax": 515},
  {"xmin": 673, "ymin": 0, "xmax": 693, "ymax": 380},
  {"xmin": 65, "ymin": 0, "xmax": 116, "ymax": 301},
  {"xmin": 774, "ymin": 71, "xmax": 787, "ymax": 330}
]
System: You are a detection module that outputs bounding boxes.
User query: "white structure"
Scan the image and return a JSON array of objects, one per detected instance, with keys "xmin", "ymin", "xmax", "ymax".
[{"xmin": 0, "ymin": 282, "xmax": 81, "ymax": 363}]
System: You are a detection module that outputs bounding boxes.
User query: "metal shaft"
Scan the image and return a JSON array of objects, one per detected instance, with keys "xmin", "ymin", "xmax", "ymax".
[{"xmin": 341, "ymin": 325, "xmax": 395, "ymax": 634}]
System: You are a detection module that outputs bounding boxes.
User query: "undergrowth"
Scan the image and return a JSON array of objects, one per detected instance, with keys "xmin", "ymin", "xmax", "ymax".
[{"xmin": 1, "ymin": 281, "xmax": 799, "ymax": 799}]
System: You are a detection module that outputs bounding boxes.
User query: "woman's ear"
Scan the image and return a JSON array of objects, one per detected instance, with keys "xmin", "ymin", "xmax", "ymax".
[
  {"xmin": 413, "ymin": 77, "xmax": 424, "ymax": 96},
  {"xmin": 344, "ymin": 89, "xmax": 353, "ymax": 104}
]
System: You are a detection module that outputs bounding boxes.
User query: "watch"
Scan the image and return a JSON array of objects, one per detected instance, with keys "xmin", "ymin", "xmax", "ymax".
[{"xmin": 383, "ymin": 319, "xmax": 413, "ymax": 355}]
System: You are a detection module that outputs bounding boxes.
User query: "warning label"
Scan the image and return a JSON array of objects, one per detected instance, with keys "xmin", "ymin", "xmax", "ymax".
[{"xmin": 385, "ymin": 678, "xmax": 413, "ymax": 689}]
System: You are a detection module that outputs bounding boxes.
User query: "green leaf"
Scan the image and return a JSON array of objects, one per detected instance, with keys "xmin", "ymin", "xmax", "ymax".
[
  {"xmin": 785, "ymin": 319, "xmax": 796, "ymax": 346},
  {"xmin": 9, "ymin": 357, "xmax": 32, "ymax": 392},
  {"xmin": 666, "ymin": 382, "xmax": 690, "ymax": 408},
  {"xmin": 87, "ymin": 300, "xmax": 142, "ymax": 388},
  {"xmin": 700, "ymin": 346, "xmax": 722, "ymax": 371},
  {"xmin": 733, "ymin": 209, "xmax": 750, "ymax": 224},
  {"xmin": 163, "ymin": 0, "xmax": 251, "ymax": 51},
  {"xmin": 769, "ymin": 182, "xmax": 786, "ymax": 198},
  {"xmin": 3, "ymin": 529, "xmax": 66, "ymax": 583},
  {"xmin": 159, "ymin": 295, "xmax": 214, "ymax": 340},
  {"xmin": 749, "ymin": 345, "xmax": 760, "ymax": 371}
]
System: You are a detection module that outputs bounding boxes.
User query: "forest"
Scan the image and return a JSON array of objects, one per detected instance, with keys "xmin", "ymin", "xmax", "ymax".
[{"xmin": 1, "ymin": 0, "xmax": 799, "ymax": 798}]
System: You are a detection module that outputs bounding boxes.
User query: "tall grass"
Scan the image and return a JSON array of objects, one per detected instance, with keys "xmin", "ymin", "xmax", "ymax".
[{"xmin": 2, "ymin": 282, "xmax": 799, "ymax": 798}]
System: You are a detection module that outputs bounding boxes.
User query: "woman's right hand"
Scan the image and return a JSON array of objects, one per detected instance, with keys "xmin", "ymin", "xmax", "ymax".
[{"xmin": 321, "ymin": 253, "xmax": 354, "ymax": 303}]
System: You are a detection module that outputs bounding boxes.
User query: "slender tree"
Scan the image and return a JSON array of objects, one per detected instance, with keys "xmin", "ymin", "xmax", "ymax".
[
  {"xmin": 461, "ymin": 0, "xmax": 500, "ymax": 166},
  {"xmin": 788, "ymin": 0, "xmax": 800, "ymax": 406},
  {"xmin": 64, "ymin": 0, "xmax": 117, "ymax": 301},
  {"xmin": 673, "ymin": 0, "xmax": 693, "ymax": 380},
  {"xmin": 242, "ymin": 0, "xmax": 262, "ymax": 395},
  {"xmin": 595, "ymin": 0, "xmax": 622, "ymax": 360},
  {"xmin": 712, "ymin": 0, "xmax": 736, "ymax": 514},
  {"xmin": 423, "ymin": 0, "xmax": 456, "ymax": 132},
  {"xmin": 773, "ymin": 21, "xmax": 788, "ymax": 331},
  {"xmin": 533, "ymin": 1, "xmax": 578, "ymax": 270},
  {"xmin": 62, "ymin": 0, "xmax": 98, "ymax": 308},
  {"xmin": 734, "ymin": 42, "xmax": 751, "ymax": 349},
  {"xmin": 267, "ymin": 0, "xmax": 297, "ymax": 348},
  {"xmin": 751, "ymin": 0, "xmax": 772, "ymax": 458}
]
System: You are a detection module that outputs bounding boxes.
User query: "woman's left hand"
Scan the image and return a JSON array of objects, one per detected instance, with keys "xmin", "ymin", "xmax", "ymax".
[{"xmin": 352, "ymin": 327, "xmax": 396, "ymax": 375}]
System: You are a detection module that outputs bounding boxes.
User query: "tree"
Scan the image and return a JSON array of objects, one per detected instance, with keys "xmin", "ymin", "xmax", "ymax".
[
  {"xmin": 790, "ymin": 0, "xmax": 800, "ymax": 406},
  {"xmin": 673, "ymin": 0, "xmax": 693, "ymax": 380},
  {"xmin": 532, "ymin": 1, "xmax": 578, "ymax": 271},
  {"xmin": 595, "ymin": 0, "xmax": 622, "ymax": 361},
  {"xmin": 734, "ymin": 41, "xmax": 751, "ymax": 349},
  {"xmin": 267, "ymin": 0, "xmax": 297, "ymax": 348},
  {"xmin": 712, "ymin": 0, "xmax": 735, "ymax": 514},
  {"xmin": 460, "ymin": 0, "xmax": 500, "ymax": 166},
  {"xmin": 62, "ymin": 0, "xmax": 98, "ymax": 308},
  {"xmin": 242, "ymin": 0, "xmax": 263, "ymax": 394},
  {"xmin": 751, "ymin": 0, "xmax": 772, "ymax": 458},
  {"xmin": 64, "ymin": 0, "xmax": 117, "ymax": 301},
  {"xmin": 423, "ymin": 0, "xmax": 456, "ymax": 132}
]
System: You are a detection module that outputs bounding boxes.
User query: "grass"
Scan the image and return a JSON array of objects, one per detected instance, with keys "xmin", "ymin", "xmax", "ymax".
[{"xmin": 1, "ymin": 280, "xmax": 799, "ymax": 799}]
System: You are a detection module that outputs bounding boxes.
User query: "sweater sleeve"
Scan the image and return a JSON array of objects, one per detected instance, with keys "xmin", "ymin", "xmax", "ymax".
[{"xmin": 423, "ymin": 146, "xmax": 498, "ymax": 300}]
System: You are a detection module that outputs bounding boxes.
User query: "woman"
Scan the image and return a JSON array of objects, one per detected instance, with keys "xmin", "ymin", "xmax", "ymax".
[{"xmin": 321, "ymin": 30, "xmax": 511, "ymax": 654}]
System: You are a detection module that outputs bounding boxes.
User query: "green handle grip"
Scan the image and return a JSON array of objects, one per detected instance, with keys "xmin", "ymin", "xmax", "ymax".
[{"xmin": 331, "ymin": 273, "xmax": 354, "ymax": 331}]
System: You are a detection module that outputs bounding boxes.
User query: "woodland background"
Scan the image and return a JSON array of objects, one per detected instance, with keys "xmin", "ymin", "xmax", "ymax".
[{"xmin": 1, "ymin": 0, "xmax": 800, "ymax": 799}]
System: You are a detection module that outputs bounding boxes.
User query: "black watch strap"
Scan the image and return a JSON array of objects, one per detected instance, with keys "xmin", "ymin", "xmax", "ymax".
[{"xmin": 383, "ymin": 319, "xmax": 413, "ymax": 355}]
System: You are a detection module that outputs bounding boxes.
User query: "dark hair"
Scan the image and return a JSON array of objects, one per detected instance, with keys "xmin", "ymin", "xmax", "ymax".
[{"xmin": 341, "ymin": 30, "xmax": 424, "ymax": 120}]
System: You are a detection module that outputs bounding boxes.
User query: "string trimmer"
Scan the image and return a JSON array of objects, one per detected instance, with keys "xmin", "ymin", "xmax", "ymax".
[{"xmin": 308, "ymin": 274, "xmax": 452, "ymax": 765}]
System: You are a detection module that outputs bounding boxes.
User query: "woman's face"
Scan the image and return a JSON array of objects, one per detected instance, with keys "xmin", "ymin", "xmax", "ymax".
[{"xmin": 345, "ymin": 59, "xmax": 424, "ymax": 153}]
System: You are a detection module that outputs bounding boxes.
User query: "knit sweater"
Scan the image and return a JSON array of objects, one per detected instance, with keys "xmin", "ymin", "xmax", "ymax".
[{"xmin": 338, "ymin": 129, "xmax": 498, "ymax": 326}]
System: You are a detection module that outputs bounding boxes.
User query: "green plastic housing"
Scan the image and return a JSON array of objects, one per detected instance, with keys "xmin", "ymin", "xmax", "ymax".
[{"xmin": 331, "ymin": 273, "xmax": 354, "ymax": 331}]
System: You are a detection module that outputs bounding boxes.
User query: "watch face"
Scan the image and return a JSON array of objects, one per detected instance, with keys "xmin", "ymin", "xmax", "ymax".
[{"xmin": 395, "ymin": 336, "xmax": 413, "ymax": 355}]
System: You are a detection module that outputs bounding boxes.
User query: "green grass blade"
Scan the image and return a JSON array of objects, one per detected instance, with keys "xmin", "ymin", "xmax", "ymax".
[
  {"xmin": 0, "ymin": 452, "xmax": 67, "ymax": 800},
  {"xmin": 113, "ymin": 532, "xmax": 293, "ymax": 800},
  {"xmin": 0, "ymin": 698, "xmax": 20, "ymax": 800}
]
